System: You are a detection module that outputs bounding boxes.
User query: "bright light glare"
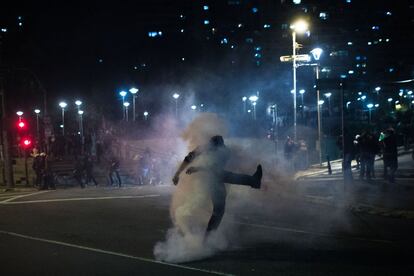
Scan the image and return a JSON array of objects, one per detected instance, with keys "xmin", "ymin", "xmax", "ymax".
[
  {"xmin": 119, "ymin": 91, "xmax": 127, "ymax": 97},
  {"xmin": 375, "ymin": 86, "xmax": 381, "ymax": 91},
  {"xmin": 16, "ymin": 111, "xmax": 23, "ymax": 116},
  {"xmin": 324, "ymin": 93, "xmax": 332, "ymax": 98},
  {"xmin": 129, "ymin": 88, "xmax": 139, "ymax": 94},
  {"xmin": 290, "ymin": 20, "xmax": 308, "ymax": 33},
  {"xmin": 367, "ymin": 103, "xmax": 374, "ymax": 109},
  {"xmin": 361, "ymin": 95, "xmax": 366, "ymax": 100},
  {"xmin": 374, "ymin": 104, "xmax": 379, "ymax": 107},
  {"xmin": 34, "ymin": 109, "xmax": 40, "ymax": 114},
  {"xmin": 242, "ymin": 96, "xmax": 247, "ymax": 102},
  {"xmin": 172, "ymin": 93, "xmax": 180, "ymax": 99},
  {"xmin": 59, "ymin": 102, "xmax": 67, "ymax": 108},
  {"xmin": 123, "ymin": 102, "xmax": 130, "ymax": 107},
  {"xmin": 75, "ymin": 100, "xmax": 82, "ymax": 106},
  {"xmin": 387, "ymin": 98, "xmax": 393, "ymax": 102},
  {"xmin": 249, "ymin": 95, "xmax": 258, "ymax": 102},
  {"xmin": 143, "ymin": 111, "xmax": 149, "ymax": 116},
  {"xmin": 318, "ymin": 100, "xmax": 325, "ymax": 105},
  {"xmin": 299, "ymin": 89, "xmax": 305, "ymax": 94},
  {"xmin": 191, "ymin": 105, "xmax": 197, "ymax": 110},
  {"xmin": 310, "ymin": 48, "xmax": 323, "ymax": 60},
  {"xmin": 78, "ymin": 110, "xmax": 84, "ymax": 115}
]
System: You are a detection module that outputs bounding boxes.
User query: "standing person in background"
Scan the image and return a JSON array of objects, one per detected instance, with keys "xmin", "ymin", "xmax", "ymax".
[
  {"xmin": 109, "ymin": 156, "xmax": 122, "ymax": 187},
  {"xmin": 337, "ymin": 131, "xmax": 356, "ymax": 186},
  {"xmin": 85, "ymin": 155, "xmax": 98, "ymax": 186},
  {"xmin": 380, "ymin": 128, "xmax": 398, "ymax": 184},
  {"xmin": 366, "ymin": 132, "xmax": 380, "ymax": 179}
]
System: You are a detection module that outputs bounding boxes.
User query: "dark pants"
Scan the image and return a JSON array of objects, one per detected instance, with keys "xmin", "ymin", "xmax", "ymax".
[
  {"xmin": 383, "ymin": 154, "xmax": 398, "ymax": 183},
  {"xmin": 110, "ymin": 170, "xmax": 121, "ymax": 187},
  {"xmin": 360, "ymin": 152, "xmax": 371, "ymax": 179},
  {"xmin": 205, "ymin": 170, "xmax": 256, "ymax": 233},
  {"xmin": 342, "ymin": 153, "xmax": 354, "ymax": 185},
  {"xmin": 34, "ymin": 171, "xmax": 43, "ymax": 187},
  {"xmin": 86, "ymin": 171, "xmax": 98, "ymax": 186}
]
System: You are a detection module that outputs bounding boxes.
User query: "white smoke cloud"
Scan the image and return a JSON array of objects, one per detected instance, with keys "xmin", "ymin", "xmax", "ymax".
[{"xmin": 154, "ymin": 113, "xmax": 231, "ymax": 263}]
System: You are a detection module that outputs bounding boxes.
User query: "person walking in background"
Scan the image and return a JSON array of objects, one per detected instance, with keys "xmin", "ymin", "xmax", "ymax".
[
  {"xmin": 109, "ymin": 156, "xmax": 122, "ymax": 187},
  {"xmin": 380, "ymin": 128, "xmax": 398, "ymax": 184}
]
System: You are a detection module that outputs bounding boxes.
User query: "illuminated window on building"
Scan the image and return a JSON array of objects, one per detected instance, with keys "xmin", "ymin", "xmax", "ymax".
[
  {"xmin": 221, "ymin": 38, "xmax": 228, "ymax": 44},
  {"xmin": 148, "ymin": 31, "xmax": 163, "ymax": 37},
  {"xmin": 319, "ymin": 12, "xmax": 328, "ymax": 20}
]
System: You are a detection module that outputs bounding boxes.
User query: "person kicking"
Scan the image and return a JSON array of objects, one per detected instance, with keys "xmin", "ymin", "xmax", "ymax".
[{"xmin": 173, "ymin": 135, "xmax": 262, "ymax": 234}]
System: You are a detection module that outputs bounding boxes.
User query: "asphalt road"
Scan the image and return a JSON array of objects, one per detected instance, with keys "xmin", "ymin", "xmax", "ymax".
[{"xmin": 1, "ymin": 183, "xmax": 414, "ymax": 275}]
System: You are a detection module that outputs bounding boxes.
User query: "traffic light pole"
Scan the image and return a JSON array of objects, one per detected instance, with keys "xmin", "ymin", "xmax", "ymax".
[{"xmin": 1, "ymin": 85, "xmax": 14, "ymax": 188}]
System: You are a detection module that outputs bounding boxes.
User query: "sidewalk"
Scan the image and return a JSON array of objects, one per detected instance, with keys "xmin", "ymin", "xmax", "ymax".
[{"xmin": 294, "ymin": 146, "xmax": 413, "ymax": 180}]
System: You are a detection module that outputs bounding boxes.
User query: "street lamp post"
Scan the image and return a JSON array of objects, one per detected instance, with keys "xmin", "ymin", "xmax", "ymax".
[
  {"xmin": 78, "ymin": 110, "xmax": 84, "ymax": 153},
  {"xmin": 129, "ymin": 87, "xmax": 139, "ymax": 121},
  {"xmin": 325, "ymin": 92, "xmax": 332, "ymax": 115},
  {"xmin": 34, "ymin": 109, "xmax": 40, "ymax": 141},
  {"xmin": 310, "ymin": 47, "xmax": 323, "ymax": 166},
  {"xmin": 172, "ymin": 93, "xmax": 180, "ymax": 118},
  {"xmin": 242, "ymin": 96, "xmax": 247, "ymax": 114},
  {"xmin": 123, "ymin": 102, "xmax": 130, "ymax": 122},
  {"xmin": 249, "ymin": 95, "xmax": 258, "ymax": 120},
  {"xmin": 299, "ymin": 89, "xmax": 305, "ymax": 119},
  {"xmin": 290, "ymin": 19, "xmax": 308, "ymax": 141},
  {"xmin": 119, "ymin": 91, "xmax": 127, "ymax": 120},
  {"xmin": 59, "ymin": 102, "xmax": 67, "ymax": 136},
  {"xmin": 143, "ymin": 111, "xmax": 149, "ymax": 121}
]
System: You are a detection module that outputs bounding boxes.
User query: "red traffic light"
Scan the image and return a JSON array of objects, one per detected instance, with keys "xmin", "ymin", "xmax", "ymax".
[
  {"xmin": 22, "ymin": 138, "xmax": 32, "ymax": 147},
  {"xmin": 18, "ymin": 121, "xmax": 26, "ymax": 129}
]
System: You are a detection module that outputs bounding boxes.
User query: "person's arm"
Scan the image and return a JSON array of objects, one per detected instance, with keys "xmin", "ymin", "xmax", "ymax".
[{"xmin": 172, "ymin": 149, "xmax": 198, "ymax": 185}]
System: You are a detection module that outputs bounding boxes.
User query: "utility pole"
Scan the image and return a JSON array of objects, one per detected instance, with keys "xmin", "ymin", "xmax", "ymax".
[{"xmin": 1, "ymin": 83, "xmax": 14, "ymax": 188}]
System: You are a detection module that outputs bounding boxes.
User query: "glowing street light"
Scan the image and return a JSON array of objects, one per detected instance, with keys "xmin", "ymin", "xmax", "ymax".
[
  {"xmin": 249, "ymin": 95, "xmax": 258, "ymax": 120},
  {"xmin": 75, "ymin": 100, "xmax": 82, "ymax": 111},
  {"xmin": 59, "ymin": 101, "xmax": 67, "ymax": 136},
  {"xmin": 346, "ymin": 101, "xmax": 351, "ymax": 109},
  {"xmin": 191, "ymin": 105, "xmax": 197, "ymax": 110},
  {"xmin": 290, "ymin": 19, "xmax": 309, "ymax": 140},
  {"xmin": 16, "ymin": 111, "xmax": 23, "ymax": 117},
  {"xmin": 311, "ymin": 47, "xmax": 323, "ymax": 167},
  {"xmin": 129, "ymin": 87, "xmax": 139, "ymax": 121},
  {"xmin": 172, "ymin": 93, "xmax": 180, "ymax": 117},
  {"xmin": 310, "ymin": 48, "xmax": 323, "ymax": 61},
  {"xmin": 123, "ymin": 102, "xmax": 130, "ymax": 122},
  {"xmin": 143, "ymin": 111, "xmax": 149, "ymax": 120}
]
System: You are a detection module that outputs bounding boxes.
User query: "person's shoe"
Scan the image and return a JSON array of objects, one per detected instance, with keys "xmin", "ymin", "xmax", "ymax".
[{"xmin": 251, "ymin": 164, "xmax": 262, "ymax": 189}]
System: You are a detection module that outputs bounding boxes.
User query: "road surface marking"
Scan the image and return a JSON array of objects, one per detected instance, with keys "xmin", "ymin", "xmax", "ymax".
[
  {"xmin": 233, "ymin": 221, "xmax": 393, "ymax": 244},
  {"xmin": 0, "ymin": 230, "xmax": 233, "ymax": 276},
  {"xmin": 0, "ymin": 191, "xmax": 51, "ymax": 203},
  {"xmin": 0, "ymin": 194, "xmax": 160, "ymax": 205}
]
